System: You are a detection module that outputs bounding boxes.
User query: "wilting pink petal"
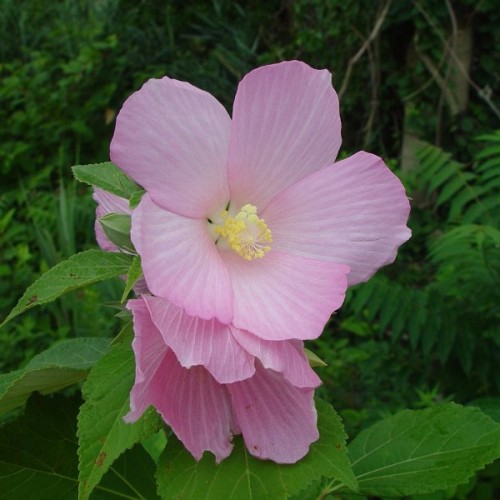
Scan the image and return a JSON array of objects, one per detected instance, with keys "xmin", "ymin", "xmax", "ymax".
[
  {"xmin": 144, "ymin": 295, "xmax": 255, "ymax": 384},
  {"xmin": 228, "ymin": 61, "xmax": 341, "ymax": 210},
  {"xmin": 126, "ymin": 298, "xmax": 323, "ymax": 463},
  {"xmin": 264, "ymin": 152, "xmax": 411, "ymax": 285},
  {"xmin": 125, "ymin": 299, "xmax": 236, "ymax": 463},
  {"xmin": 111, "ymin": 77, "xmax": 230, "ymax": 218},
  {"xmin": 228, "ymin": 362, "xmax": 318, "ymax": 463},
  {"xmin": 230, "ymin": 328, "xmax": 321, "ymax": 389},
  {"xmin": 221, "ymin": 250, "xmax": 349, "ymax": 341},
  {"xmin": 132, "ymin": 193, "xmax": 233, "ymax": 323}
]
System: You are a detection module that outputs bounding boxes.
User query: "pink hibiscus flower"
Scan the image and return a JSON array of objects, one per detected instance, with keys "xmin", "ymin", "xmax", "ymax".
[
  {"xmin": 125, "ymin": 297, "xmax": 321, "ymax": 463},
  {"xmin": 110, "ymin": 60, "xmax": 411, "ymax": 343}
]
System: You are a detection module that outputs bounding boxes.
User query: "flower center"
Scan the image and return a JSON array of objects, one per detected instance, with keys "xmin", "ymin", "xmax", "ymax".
[{"xmin": 214, "ymin": 204, "xmax": 272, "ymax": 260}]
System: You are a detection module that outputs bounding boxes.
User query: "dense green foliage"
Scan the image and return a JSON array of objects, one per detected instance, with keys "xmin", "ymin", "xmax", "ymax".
[{"xmin": 1, "ymin": 0, "xmax": 500, "ymax": 497}]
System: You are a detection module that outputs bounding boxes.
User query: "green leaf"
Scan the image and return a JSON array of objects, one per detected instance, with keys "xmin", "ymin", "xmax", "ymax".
[
  {"xmin": 348, "ymin": 403, "xmax": 500, "ymax": 497},
  {"xmin": 0, "ymin": 338, "xmax": 109, "ymax": 416},
  {"xmin": 156, "ymin": 399, "xmax": 357, "ymax": 499},
  {"xmin": 468, "ymin": 398, "xmax": 500, "ymax": 423},
  {"xmin": 98, "ymin": 444, "xmax": 160, "ymax": 499},
  {"xmin": 0, "ymin": 393, "xmax": 158, "ymax": 499},
  {"xmin": 72, "ymin": 162, "xmax": 141, "ymax": 199},
  {"xmin": 1, "ymin": 250, "xmax": 133, "ymax": 326},
  {"xmin": 78, "ymin": 337, "xmax": 161, "ymax": 500},
  {"xmin": 121, "ymin": 256, "xmax": 143, "ymax": 303},
  {"xmin": 129, "ymin": 189, "xmax": 146, "ymax": 209}
]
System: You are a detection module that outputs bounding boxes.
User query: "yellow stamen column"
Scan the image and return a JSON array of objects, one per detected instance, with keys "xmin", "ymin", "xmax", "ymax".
[{"xmin": 214, "ymin": 204, "xmax": 272, "ymax": 260}]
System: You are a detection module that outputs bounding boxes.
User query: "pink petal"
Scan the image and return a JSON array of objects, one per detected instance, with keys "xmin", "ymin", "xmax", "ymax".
[
  {"xmin": 230, "ymin": 328, "xmax": 321, "ymax": 389},
  {"xmin": 93, "ymin": 188, "xmax": 131, "ymax": 215},
  {"xmin": 125, "ymin": 298, "xmax": 236, "ymax": 463},
  {"xmin": 222, "ymin": 250, "xmax": 349, "ymax": 341},
  {"xmin": 264, "ymin": 152, "xmax": 411, "ymax": 285},
  {"xmin": 132, "ymin": 277, "xmax": 150, "ymax": 296},
  {"xmin": 228, "ymin": 362, "xmax": 319, "ymax": 463},
  {"xmin": 132, "ymin": 194, "xmax": 232, "ymax": 323},
  {"xmin": 144, "ymin": 296, "xmax": 255, "ymax": 384},
  {"xmin": 228, "ymin": 61, "xmax": 341, "ymax": 210},
  {"xmin": 110, "ymin": 77, "xmax": 230, "ymax": 218},
  {"xmin": 124, "ymin": 298, "xmax": 169, "ymax": 422},
  {"xmin": 93, "ymin": 188, "xmax": 131, "ymax": 252},
  {"xmin": 155, "ymin": 351, "xmax": 237, "ymax": 463}
]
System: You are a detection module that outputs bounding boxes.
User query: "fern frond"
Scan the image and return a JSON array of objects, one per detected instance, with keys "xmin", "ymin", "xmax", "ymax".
[{"xmin": 415, "ymin": 135, "xmax": 500, "ymax": 224}]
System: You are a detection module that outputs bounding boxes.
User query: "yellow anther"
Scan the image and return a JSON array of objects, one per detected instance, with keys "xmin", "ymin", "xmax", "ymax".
[{"xmin": 214, "ymin": 204, "xmax": 272, "ymax": 260}]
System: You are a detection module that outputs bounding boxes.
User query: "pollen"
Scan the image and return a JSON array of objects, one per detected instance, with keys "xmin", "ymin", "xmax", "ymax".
[{"xmin": 214, "ymin": 204, "xmax": 272, "ymax": 260}]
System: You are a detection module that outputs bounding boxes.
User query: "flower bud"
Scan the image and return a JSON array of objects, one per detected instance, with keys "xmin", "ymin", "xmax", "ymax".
[{"xmin": 99, "ymin": 213, "xmax": 134, "ymax": 253}]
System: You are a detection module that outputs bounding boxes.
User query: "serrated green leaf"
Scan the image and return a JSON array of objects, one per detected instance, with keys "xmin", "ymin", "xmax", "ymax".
[
  {"xmin": 468, "ymin": 398, "xmax": 500, "ymax": 423},
  {"xmin": 1, "ymin": 250, "xmax": 133, "ymax": 327},
  {"xmin": 156, "ymin": 399, "xmax": 357, "ymax": 499},
  {"xmin": 78, "ymin": 338, "xmax": 161, "ymax": 500},
  {"xmin": 0, "ymin": 393, "xmax": 158, "ymax": 500},
  {"xmin": 121, "ymin": 256, "xmax": 143, "ymax": 303},
  {"xmin": 348, "ymin": 403, "xmax": 500, "ymax": 497},
  {"xmin": 0, "ymin": 338, "xmax": 109, "ymax": 416},
  {"xmin": 72, "ymin": 162, "xmax": 140, "ymax": 199}
]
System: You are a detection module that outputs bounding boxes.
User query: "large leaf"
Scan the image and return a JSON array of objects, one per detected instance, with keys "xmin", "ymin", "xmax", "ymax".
[
  {"xmin": 0, "ymin": 337, "xmax": 109, "ymax": 416},
  {"xmin": 78, "ymin": 337, "xmax": 161, "ymax": 500},
  {"xmin": 348, "ymin": 403, "xmax": 500, "ymax": 497},
  {"xmin": 0, "ymin": 393, "xmax": 159, "ymax": 499},
  {"xmin": 72, "ymin": 162, "xmax": 141, "ymax": 199},
  {"xmin": 157, "ymin": 399, "xmax": 357, "ymax": 499},
  {"xmin": 1, "ymin": 249, "xmax": 133, "ymax": 326}
]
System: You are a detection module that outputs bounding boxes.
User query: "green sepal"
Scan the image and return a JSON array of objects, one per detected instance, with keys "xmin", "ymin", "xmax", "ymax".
[
  {"xmin": 305, "ymin": 347, "xmax": 328, "ymax": 367},
  {"xmin": 99, "ymin": 213, "xmax": 134, "ymax": 252}
]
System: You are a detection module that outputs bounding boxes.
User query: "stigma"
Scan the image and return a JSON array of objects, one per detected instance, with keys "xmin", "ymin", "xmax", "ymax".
[{"xmin": 214, "ymin": 204, "xmax": 272, "ymax": 260}]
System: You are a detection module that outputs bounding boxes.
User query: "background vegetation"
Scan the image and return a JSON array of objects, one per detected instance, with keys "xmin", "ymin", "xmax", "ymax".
[{"xmin": 1, "ymin": 0, "xmax": 499, "ymax": 497}]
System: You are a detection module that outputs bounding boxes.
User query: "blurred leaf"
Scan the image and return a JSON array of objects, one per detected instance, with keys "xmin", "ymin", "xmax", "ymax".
[
  {"xmin": 77, "ymin": 338, "xmax": 161, "ymax": 500},
  {"xmin": 348, "ymin": 403, "xmax": 500, "ymax": 496},
  {"xmin": 1, "ymin": 250, "xmax": 132, "ymax": 326},
  {"xmin": 157, "ymin": 399, "xmax": 357, "ymax": 499},
  {"xmin": 0, "ymin": 337, "xmax": 109, "ymax": 416}
]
